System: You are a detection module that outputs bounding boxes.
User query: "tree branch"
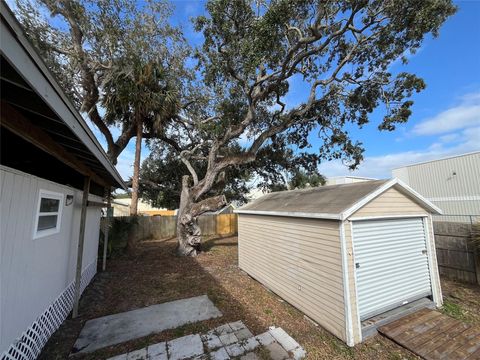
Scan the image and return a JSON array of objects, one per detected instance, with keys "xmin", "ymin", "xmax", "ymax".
[{"xmin": 190, "ymin": 195, "xmax": 227, "ymax": 217}]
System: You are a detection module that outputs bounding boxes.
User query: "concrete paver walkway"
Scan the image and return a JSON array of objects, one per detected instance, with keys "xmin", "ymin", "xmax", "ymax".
[
  {"xmin": 72, "ymin": 295, "xmax": 222, "ymax": 354},
  {"xmin": 107, "ymin": 321, "xmax": 306, "ymax": 360}
]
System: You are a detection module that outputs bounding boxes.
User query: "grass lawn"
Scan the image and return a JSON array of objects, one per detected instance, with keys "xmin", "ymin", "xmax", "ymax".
[{"xmin": 39, "ymin": 236, "xmax": 479, "ymax": 359}]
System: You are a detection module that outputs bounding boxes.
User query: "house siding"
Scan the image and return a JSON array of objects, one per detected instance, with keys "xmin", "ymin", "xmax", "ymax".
[
  {"xmin": 0, "ymin": 166, "xmax": 101, "ymax": 353},
  {"xmin": 238, "ymin": 214, "xmax": 346, "ymax": 341}
]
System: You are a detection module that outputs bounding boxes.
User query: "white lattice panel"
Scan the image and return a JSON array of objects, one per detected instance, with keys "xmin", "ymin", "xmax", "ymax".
[{"xmin": 1, "ymin": 261, "xmax": 97, "ymax": 360}]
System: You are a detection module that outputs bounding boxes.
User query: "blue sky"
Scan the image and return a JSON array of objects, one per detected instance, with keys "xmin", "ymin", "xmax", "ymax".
[{"xmin": 59, "ymin": 1, "xmax": 480, "ymax": 180}]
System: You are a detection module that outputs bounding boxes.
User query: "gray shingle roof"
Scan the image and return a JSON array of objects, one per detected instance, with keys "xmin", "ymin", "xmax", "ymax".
[{"xmin": 238, "ymin": 180, "xmax": 390, "ymax": 216}]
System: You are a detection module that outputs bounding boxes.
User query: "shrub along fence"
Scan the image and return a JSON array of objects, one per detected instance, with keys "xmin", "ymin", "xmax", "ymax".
[
  {"xmin": 433, "ymin": 221, "xmax": 480, "ymax": 285},
  {"xmin": 103, "ymin": 214, "xmax": 238, "ymax": 249}
]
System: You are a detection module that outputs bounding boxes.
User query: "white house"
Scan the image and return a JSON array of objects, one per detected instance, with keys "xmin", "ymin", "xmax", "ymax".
[{"xmin": 1, "ymin": 4, "xmax": 125, "ymax": 360}]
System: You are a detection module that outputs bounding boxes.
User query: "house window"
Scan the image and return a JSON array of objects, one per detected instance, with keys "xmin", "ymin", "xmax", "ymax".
[{"xmin": 34, "ymin": 190, "xmax": 64, "ymax": 239}]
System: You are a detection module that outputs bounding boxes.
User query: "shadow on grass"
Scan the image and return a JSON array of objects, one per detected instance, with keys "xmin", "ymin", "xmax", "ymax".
[{"xmin": 201, "ymin": 235, "xmax": 238, "ymax": 252}]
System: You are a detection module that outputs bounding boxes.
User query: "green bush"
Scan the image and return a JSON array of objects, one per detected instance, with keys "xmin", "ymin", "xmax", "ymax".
[{"xmin": 98, "ymin": 216, "xmax": 138, "ymax": 257}]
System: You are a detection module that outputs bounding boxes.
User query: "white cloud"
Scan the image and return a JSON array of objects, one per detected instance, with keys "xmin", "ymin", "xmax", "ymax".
[
  {"xmin": 439, "ymin": 133, "xmax": 460, "ymax": 143},
  {"xmin": 413, "ymin": 92, "xmax": 480, "ymax": 135},
  {"xmin": 319, "ymin": 126, "xmax": 480, "ymax": 179}
]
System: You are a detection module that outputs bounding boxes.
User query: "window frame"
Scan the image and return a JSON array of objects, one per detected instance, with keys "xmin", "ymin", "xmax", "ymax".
[{"xmin": 33, "ymin": 189, "xmax": 64, "ymax": 239}]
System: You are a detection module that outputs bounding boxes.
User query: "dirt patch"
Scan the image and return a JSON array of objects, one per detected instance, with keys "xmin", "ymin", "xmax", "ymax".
[
  {"xmin": 40, "ymin": 236, "xmax": 426, "ymax": 359},
  {"xmin": 440, "ymin": 278, "xmax": 480, "ymax": 325}
]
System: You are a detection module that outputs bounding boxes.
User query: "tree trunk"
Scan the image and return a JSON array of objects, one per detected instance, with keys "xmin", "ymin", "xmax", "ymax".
[
  {"xmin": 130, "ymin": 116, "xmax": 142, "ymax": 216},
  {"xmin": 176, "ymin": 176, "xmax": 201, "ymax": 256},
  {"xmin": 176, "ymin": 176, "xmax": 227, "ymax": 256}
]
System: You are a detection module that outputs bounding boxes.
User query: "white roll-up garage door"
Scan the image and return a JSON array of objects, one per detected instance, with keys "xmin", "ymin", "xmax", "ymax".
[{"xmin": 352, "ymin": 217, "xmax": 432, "ymax": 320}]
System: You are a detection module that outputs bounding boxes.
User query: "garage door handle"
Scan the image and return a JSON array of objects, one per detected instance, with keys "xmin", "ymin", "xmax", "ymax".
[{"xmin": 356, "ymin": 263, "xmax": 360, "ymax": 269}]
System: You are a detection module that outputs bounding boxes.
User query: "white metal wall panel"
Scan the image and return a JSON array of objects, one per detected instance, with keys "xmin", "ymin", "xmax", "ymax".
[
  {"xmin": 353, "ymin": 218, "xmax": 432, "ymax": 320},
  {"xmin": 392, "ymin": 152, "xmax": 480, "ymax": 219}
]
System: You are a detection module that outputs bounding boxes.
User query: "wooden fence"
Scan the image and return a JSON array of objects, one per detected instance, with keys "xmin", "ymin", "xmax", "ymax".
[
  {"xmin": 433, "ymin": 221, "xmax": 480, "ymax": 284},
  {"xmin": 106, "ymin": 214, "xmax": 238, "ymax": 245}
]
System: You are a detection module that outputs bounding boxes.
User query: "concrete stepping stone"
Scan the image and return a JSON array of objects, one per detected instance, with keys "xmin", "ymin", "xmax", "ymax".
[
  {"xmin": 214, "ymin": 323, "xmax": 233, "ymax": 335},
  {"xmin": 106, "ymin": 321, "xmax": 306, "ymax": 360},
  {"xmin": 168, "ymin": 334, "xmax": 204, "ymax": 360},
  {"xmin": 255, "ymin": 332, "xmax": 275, "ymax": 346},
  {"xmin": 268, "ymin": 327, "xmax": 305, "ymax": 360},
  {"xmin": 210, "ymin": 347, "xmax": 230, "ymax": 360},
  {"xmin": 148, "ymin": 342, "xmax": 167, "ymax": 360},
  {"xmin": 225, "ymin": 342, "xmax": 245, "ymax": 357},
  {"xmin": 229, "ymin": 321, "xmax": 246, "ymax": 331},
  {"xmin": 219, "ymin": 332, "xmax": 238, "ymax": 346},
  {"xmin": 265, "ymin": 342, "xmax": 290, "ymax": 360},
  {"xmin": 235, "ymin": 327, "xmax": 254, "ymax": 341},
  {"xmin": 242, "ymin": 337, "xmax": 260, "ymax": 352},
  {"xmin": 269, "ymin": 327, "xmax": 300, "ymax": 352},
  {"xmin": 126, "ymin": 348, "xmax": 147, "ymax": 360},
  {"xmin": 201, "ymin": 332, "xmax": 223, "ymax": 350},
  {"xmin": 72, "ymin": 295, "xmax": 222, "ymax": 354}
]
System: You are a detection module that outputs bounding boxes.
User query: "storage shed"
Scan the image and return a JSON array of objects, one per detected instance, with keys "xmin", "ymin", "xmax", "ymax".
[{"xmin": 235, "ymin": 179, "xmax": 443, "ymax": 346}]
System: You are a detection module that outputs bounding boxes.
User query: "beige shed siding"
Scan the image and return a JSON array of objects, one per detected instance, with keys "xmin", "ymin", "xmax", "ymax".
[
  {"xmin": 343, "ymin": 221, "xmax": 361, "ymax": 343},
  {"xmin": 351, "ymin": 187, "xmax": 429, "ymax": 218},
  {"xmin": 238, "ymin": 214, "xmax": 346, "ymax": 341}
]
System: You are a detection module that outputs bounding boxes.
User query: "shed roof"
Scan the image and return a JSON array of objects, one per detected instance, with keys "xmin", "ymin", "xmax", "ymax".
[{"xmin": 236, "ymin": 178, "xmax": 442, "ymax": 220}]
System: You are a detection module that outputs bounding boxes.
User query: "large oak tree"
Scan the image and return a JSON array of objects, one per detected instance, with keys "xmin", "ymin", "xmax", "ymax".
[{"xmin": 158, "ymin": 0, "xmax": 456, "ymax": 256}]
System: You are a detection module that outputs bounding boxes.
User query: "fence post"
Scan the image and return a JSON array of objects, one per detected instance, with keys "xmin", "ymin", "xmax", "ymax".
[{"xmin": 471, "ymin": 216, "xmax": 480, "ymax": 286}]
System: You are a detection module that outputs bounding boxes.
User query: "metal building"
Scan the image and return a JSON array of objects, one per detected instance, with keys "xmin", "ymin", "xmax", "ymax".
[
  {"xmin": 392, "ymin": 152, "xmax": 480, "ymax": 222},
  {"xmin": 235, "ymin": 179, "xmax": 443, "ymax": 346},
  {"xmin": 326, "ymin": 176, "xmax": 377, "ymax": 186}
]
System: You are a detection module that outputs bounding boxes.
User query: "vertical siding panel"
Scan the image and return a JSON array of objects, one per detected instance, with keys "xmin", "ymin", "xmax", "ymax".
[
  {"xmin": 17, "ymin": 174, "xmax": 38, "ymax": 331},
  {"xmin": 10, "ymin": 174, "xmax": 28, "ymax": 330},
  {"xmin": 0, "ymin": 170, "xmax": 15, "ymax": 258},
  {"xmin": 0, "ymin": 170, "xmax": 17, "ymax": 346}
]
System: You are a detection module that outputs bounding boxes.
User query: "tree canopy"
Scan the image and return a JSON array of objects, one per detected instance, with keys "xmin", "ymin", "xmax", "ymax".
[
  {"xmin": 14, "ymin": 0, "xmax": 189, "ymax": 163},
  {"xmin": 160, "ymin": 0, "xmax": 456, "ymax": 255}
]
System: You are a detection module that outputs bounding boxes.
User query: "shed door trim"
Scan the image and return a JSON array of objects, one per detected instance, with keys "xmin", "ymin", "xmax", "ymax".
[{"xmin": 352, "ymin": 217, "xmax": 432, "ymax": 320}]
